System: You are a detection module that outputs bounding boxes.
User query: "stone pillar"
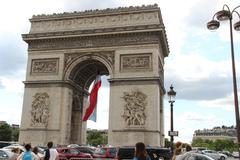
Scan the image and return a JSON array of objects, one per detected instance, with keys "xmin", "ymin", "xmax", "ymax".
[
  {"xmin": 19, "ymin": 85, "xmax": 73, "ymax": 146},
  {"xmin": 108, "ymin": 46, "xmax": 164, "ymax": 146}
]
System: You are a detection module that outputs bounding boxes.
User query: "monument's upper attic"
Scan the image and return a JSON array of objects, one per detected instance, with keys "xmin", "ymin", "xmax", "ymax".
[
  {"xmin": 29, "ymin": 4, "xmax": 164, "ymax": 33},
  {"xmin": 23, "ymin": 4, "xmax": 169, "ymax": 56}
]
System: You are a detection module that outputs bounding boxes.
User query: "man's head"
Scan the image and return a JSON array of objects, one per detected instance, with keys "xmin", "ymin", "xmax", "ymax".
[
  {"xmin": 47, "ymin": 141, "xmax": 53, "ymax": 148},
  {"xmin": 24, "ymin": 143, "xmax": 31, "ymax": 151}
]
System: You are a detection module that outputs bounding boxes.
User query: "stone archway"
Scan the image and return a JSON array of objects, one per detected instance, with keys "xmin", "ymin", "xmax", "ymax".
[
  {"xmin": 64, "ymin": 54, "xmax": 112, "ymax": 144},
  {"xmin": 19, "ymin": 4, "xmax": 169, "ymax": 147}
]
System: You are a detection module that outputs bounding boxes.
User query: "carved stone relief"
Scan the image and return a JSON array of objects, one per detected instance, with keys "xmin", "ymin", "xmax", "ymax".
[
  {"xmin": 64, "ymin": 51, "xmax": 114, "ymax": 70},
  {"xmin": 120, "ymin": 53, "xmax": 152, "ymax": 72},
  {"xmin": 30, "ymin": 11, "xmax": 159, "ymax": 33},
  {"xmin": 28, "ymin": 32, "xmax": 160, "ymax": 51},
  {"xmin": 31, "ymin": 58, "xmax": 59, "ymax": 74},
  {"xmin": 30, "ymin": 92, "xmax": 50, "ymax": 127},
  {"xmin": 122, "ymin": 90, "xmax": 147, "ymax": 126}
]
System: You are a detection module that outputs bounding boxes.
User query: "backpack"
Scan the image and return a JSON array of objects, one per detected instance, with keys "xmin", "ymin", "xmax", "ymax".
[
  {"xmin": 44, "ymin": 149, "xmax": 50, "ymax": 160},
  {"xmin": 23, "ymin": 151, "xmax": 32, "ymax": 160}
]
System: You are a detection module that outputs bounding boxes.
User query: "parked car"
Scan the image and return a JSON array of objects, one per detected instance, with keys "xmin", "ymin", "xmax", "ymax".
[
  {"xmin": 3, "ymin": 145, "xmax": 25, "ymax": 153},
  {"xmin": 115, "ymin": 146, "xmax": 171, "ymax": 160},
  {"xmin": 0, "ymin": 149, "xmax": 15, "ymax": 160},
  {"xmin": 202, "ymin": 150, "xmax": 227, "ymax": 160},
  {"xmin": 232, "ymin": 151, "xmax": 239, "ymax": 158},
  {"xmin": 180, "ymin": 151, "xmax": 215, "ymax": 160},
  {"xmin": 0, "ymin": 142, "xmax": 12, "ymax": 149},
  {"xmin": 218, "ymin": 151, "xmax": 233, "ymax": 157},
  {"xmin": 93, "ymin": 147, "xmax": 117, "ymax": 158},
  {"xmin": 74, "ymin": 146, "xmax": 95, "ymax": 157},
  {"xmin": 56, "ymin": 147, "xmax": 92, "ymax": 160}
]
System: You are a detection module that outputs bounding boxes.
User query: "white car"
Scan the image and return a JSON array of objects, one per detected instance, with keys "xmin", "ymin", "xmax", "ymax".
[
  {"xmin": 178, "ymin": 151, "xmax": 215, "ymax": 160},
  {"xmin": 202, "ymin": 150, "xmax": 227, "ymax": 160}
]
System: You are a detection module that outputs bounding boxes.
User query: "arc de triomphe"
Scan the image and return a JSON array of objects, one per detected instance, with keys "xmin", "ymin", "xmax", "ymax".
[{"xmin": 19, "ymin": 4, "xmax": 169, "ymax": 146}]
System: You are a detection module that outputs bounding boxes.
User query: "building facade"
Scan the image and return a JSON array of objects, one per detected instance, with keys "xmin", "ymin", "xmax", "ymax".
[{"xmin": 193, "ymin": 126, "xmax": 237, "ymax": 143}]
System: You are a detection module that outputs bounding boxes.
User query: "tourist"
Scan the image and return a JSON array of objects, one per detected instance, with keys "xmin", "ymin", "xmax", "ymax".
[
  {"xmin": 12, "ymin": 148, "xmax": 22, "ymax": 160},
  {"xmin": 172, "ymin": 141, "xmax": 182, "ymax": 160},
  {"xmin": 185, "ymin": 144, "xmax": 192, "ymax": 152},
  {"xmin": 133, "ymin": 142, "xmax": 151, "ymax": 160},
  {"xmin": 17, "ymin": 144, "xmax": 38, "ymax": 160},
  {"xmin": 32, "ymin": 147, "xmax": 40, "ymax": 160},
  {"xmin": 44, "ymin": 142, "xmax": 58, "ymax": 160}
]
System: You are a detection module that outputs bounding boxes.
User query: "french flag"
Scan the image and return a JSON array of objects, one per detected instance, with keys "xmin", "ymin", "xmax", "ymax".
[{"xmin": 82, "ymin": 75, "xmax": 101, "ymax": 121}]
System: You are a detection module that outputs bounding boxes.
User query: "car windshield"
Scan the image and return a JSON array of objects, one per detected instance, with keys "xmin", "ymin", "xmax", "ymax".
[{"xmin": 94, "ymin": 148, "xmax": 106, "ymax": 155}]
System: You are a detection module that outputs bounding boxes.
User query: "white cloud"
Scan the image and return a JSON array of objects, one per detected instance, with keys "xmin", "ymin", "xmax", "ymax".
[
  {"xmin": 164, "ymin": 110, "xmax": 223, "ymax": 143},
  {"xmin": 198, "ymin": 93, "xmax": 237, "ymax": 111}
]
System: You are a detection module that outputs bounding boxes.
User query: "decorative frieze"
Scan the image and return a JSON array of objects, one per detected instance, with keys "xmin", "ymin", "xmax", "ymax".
[
  {"xmin": 28, "ymin": 33, "xmax": 159, "ymax": 51},
  {"xmin": 120, "ymin": 53, "xmax": 152, "ymax": 72},
  {"xmin": 30, "ymin": 93, "xmax": 50, "ymax": 127},
  {"xmin": 122, "ymin": 90, "xmax": 147, "ymax": 126},
  {"xmin": 64, "ymin": 51, "xmax": 114, "ymax": 68},
  {"xmin": 31, "ymin": 58, "xmax": 59, "ymax": 74},
  {"xmin": 30, "ymin": 11, "xmax": 160, "ymax": 33}
]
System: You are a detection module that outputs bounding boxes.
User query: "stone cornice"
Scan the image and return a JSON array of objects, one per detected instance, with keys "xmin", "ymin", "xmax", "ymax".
[
  {"xmin": 108, "ymin": 77, "xmax": 165, "ymax": 93},
  {"xmin": 31, "ymin": 4, "xmax": 159, "ymax": 21},
  {"xmin": 22, "ymin": 24, "xmax": 164, "ymax": 40},
  {"xmin": 112, "ymin": 129, "xmax": 160, "ymax": 133},
  {"xmin": 23, "ymin": 80, "xmax": 89, "ymax": 95},
  {"xmin": 23, "ymin": 29, "xmax": 169, "ymax": 57}
]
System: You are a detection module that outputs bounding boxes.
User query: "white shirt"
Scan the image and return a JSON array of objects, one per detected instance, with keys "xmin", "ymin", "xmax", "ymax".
[{"xmin": 49, "ymin": 148, "xmax": 58, "ymax": 160}]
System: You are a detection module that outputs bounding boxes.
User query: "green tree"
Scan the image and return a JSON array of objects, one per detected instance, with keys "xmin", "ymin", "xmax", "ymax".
[
  {"xmin": 12, "ymin": 128, "xmax": 19, "ymax": 141},
  {"xmin": 191, "ymin": 138, "xmax": 236, "ymax": 152},
  {"xmin": 87, "ymin": 131, "xmax": 107, "ymax": 146},
  {"xmin": 164, "ymin": 138, "xmax": 171, "ymax": 148},
  {"xmin": 0, "ymin": 123, "xmax": 12, "ymax": 141}
]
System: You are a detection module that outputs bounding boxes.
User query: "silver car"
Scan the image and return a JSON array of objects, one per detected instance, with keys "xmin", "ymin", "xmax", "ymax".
[
  {"xmin": 202, "ymin": 150, "xmax": 227, "ymax": 160},
  {"xmin": 0, "ymin": 149, "xmax": 15, "ymax": 160},
  {"xmin": 178, "ymin": 152, "xmax": 215, "ymax": 160}
]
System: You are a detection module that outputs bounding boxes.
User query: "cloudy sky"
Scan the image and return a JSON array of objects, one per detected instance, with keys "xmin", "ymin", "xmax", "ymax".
[{"xmin": 0, "ymin": 0, "xmax": 240, "ymax": 143}]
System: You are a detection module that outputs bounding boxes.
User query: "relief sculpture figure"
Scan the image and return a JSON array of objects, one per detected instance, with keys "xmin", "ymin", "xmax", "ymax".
[
  {"xmin": 122, "ymin": 90, "xmax": 147, "ymax": 126},
  {"xmin": 31, "ymin": 92, "xmax": 50, "ymax": 126}
]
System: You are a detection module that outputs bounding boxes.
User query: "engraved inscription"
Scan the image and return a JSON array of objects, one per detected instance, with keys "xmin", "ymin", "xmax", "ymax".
[
  {"xmin": 31, "ymin": 93, "xmax": 50, "ymax": 127},
  {"xmin": 31, "ymin": 58, "xmax": 59, "ymax": 74},
  {"xmin": 30, "ymin": 12, "xmax": 159, "ymax": 33},
  {"xmin": 122, "ymin": 90, "xmax": 147, "ymax": 126},
  {"xmin": 120, "ymin": 54, "xmax": 152, "ymax": 72}
]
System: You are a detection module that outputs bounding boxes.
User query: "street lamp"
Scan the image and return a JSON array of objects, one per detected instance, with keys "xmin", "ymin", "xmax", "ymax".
[
  {"xmin": 207, "ymin": 4, "xmax": 240, "ymax": 158},
  {"xmin": 167, "ymin": 85, "xmax": 176, "ymax": 155}
]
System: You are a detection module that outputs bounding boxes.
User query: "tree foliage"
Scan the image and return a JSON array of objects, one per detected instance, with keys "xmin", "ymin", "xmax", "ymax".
[
  {"xmin": 87, "ymin": 130, "xmax": 107, "ymax": 146},
  {"xmin": 164, "ymin": 138, "xmax": 171, "ymax": 148},
  {"xmin": 0, "ymin": 123, "xmax": 12, "ymax": 141},
  {"xmin": 192, "ymin": 138, "xmax": 237, "ymax": 152}
]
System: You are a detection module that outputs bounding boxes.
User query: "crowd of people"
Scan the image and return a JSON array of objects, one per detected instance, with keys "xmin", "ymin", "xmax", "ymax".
[
  {"xmin": 11, "ymin": 141, "xmax": 191, "ymax": 160},
  {"xmin": 11, "ymin": 142, "xmax": 58, "ymax": 160}
]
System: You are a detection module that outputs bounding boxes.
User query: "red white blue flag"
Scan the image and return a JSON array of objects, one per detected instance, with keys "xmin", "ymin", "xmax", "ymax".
[{"xmin": 82, "ymin": 75, "xmax": 101, "ymax": 121}]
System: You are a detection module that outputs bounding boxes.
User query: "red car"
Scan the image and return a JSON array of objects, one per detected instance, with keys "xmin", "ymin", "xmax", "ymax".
[
  {"xmin": 57, "ymin": 147, "xmax": 92, "ymax": 160},
  {"xmin": 93, "ymin": 147, "xmax": 117, "ymax": 158}
]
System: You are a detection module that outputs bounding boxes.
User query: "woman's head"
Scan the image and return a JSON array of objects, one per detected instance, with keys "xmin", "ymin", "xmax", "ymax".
[
  {"xmin": 135, "ymin": 142, "xmax": 146, "ymax": 153},
  {"xmin": 32, "ymin": 146, "xmax": 38, "ymax": 154},
  {"xmin": 135, "ymin": 142, "xmax": 147, "ymax": 160},
  {"xmin": 175, "ymin": 141, "xmax": 182, "ymax": 149}
]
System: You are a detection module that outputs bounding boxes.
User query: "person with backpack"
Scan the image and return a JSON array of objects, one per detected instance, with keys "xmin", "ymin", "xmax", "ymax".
[
  {"xmin": 44, "ymin": 142, "xmax": 58, "ymax": 160},
  {"xmin": 17, "ymin": 144, "xmax": 38, "ymax": 160},
  {"xmin": 133, "ymin": 142, "xmax": 151, "ymax": 160}
]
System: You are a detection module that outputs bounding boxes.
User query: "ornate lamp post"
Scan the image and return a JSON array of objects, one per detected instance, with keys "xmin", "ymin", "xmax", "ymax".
[
  {"xmin": 167, "ymin": 85, "xmax": 176, "ymax": 155},
  {"xmin": 207, "ymin": 4, "xmax": 240, "ymax": 158}
]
